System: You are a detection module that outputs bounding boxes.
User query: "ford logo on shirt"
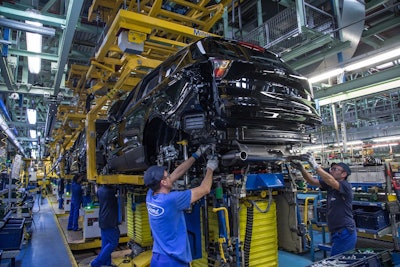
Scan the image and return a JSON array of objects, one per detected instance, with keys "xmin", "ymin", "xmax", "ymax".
[{"xmin": 147, "ymin": 203, "xmax": 164, "ymax": 217}]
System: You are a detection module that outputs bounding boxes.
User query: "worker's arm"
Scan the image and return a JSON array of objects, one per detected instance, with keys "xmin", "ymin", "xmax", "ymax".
[
  {"xmin": 190, "ymin": 158, "xmax": 218, "ymax": 203},
  {"xmin": 169, "ymin": 144, "xmax": 211, "ymax": 183},
  {"xmin": 169, "ymin": 157, "xmax": 196, "ymax": 183},
  {"xmin": 315, "ymin": 168, "xmax": 340, "ymax": 190},
  {"xmin": 191, "ymin": 167, "xmax": 214, "ymax": 203},
  {"xmin": 297, "ymin": 166, "xmax": 321, "ymax": 187},
  {"xmin": 300, "ymin": 153, "xmax": 340, "ymax": 190}
]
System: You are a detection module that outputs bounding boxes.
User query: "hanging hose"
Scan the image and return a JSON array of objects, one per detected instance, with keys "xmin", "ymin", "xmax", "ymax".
[
  {"xmin": 243, "ymin": 203, "xmax": 254, "ymax": 267},
  {"xmin": 248, "ymin": 188, "xmax": 273, "ymax": 214}
]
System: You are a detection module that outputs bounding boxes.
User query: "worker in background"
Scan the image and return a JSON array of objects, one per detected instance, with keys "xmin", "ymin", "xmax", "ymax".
[
  {"xmin": 291, "ymin": 152, "xmax": 356, "ymax": 256},
  {"xmin": 145, "ymin": 144, "xmax": 218, "ymax": 267},
  {"xmin": 90, "ymin": 185, "xmax": 120, "ymax": 267},
  {"xmin": 57, "ymin": 177, "xmax": 65, "ymax": 209},
  {"xmin": 67, "ymin": 173, "xmax": 83, "ymax": 231}
]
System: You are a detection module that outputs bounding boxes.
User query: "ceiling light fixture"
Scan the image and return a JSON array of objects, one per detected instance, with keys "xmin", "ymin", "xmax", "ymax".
[
  {"xmin": 308, "ymin": 68, "xmax": 343, "ymax": 83},
  {"xmin": 372, "ymin": 136, "xmax": 400, "ymax": 143},
  {"xmin": 344, "ymin": 47, "xmax": 400, "ymax": 71},
  {"xmin": 27, "ymin": 108, "xmax": 37, "ymax": 125},
  {"xmin": 25, "ymin": 10, "xmax": 43, "ymax": 74},
  {"xmin": 29, "ymin": 130, "xmax": 37, "ymax": 139},
  {"xmin": 308, "ymin": 47, "xmax": 400, "ymax": 83},
  {"xmin": 317, "ymin": 79, "xmax": 400, "ymax": 106}
]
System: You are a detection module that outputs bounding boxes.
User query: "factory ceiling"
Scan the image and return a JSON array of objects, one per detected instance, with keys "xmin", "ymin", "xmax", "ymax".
[{"xmin": 0, "ymin": 0, "xmax": 399, "ymax": 158}]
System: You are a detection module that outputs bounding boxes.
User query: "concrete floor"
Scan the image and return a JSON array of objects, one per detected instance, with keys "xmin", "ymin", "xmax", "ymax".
[{"xmin": 6, "ymin": 195, "xmax": 74, "ymax": 267}]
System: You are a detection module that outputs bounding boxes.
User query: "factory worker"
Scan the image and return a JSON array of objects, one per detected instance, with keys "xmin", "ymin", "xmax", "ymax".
[
  {"xmin": 291, "ymin": 152, "xmax": 357, "ymax": 256},
  {"xmin": 67, "ymin": 173, "xmax": 84, "ymax": 231},
  {"xmin": 145, "ymin": 144, "xmax": 217, "ymax": 267},
  {"xmin": 90, "ymin": 185, "xmax": 120, "ymax": 267}
]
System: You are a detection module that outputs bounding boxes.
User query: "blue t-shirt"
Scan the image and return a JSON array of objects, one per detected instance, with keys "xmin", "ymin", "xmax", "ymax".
[
  {"xmin": 320, "ymin": 179, "xmax": 355, "ymax": 233},
  {"xmin": 146, "ymin": 189, "xmax": 192, "ymax": 263}
]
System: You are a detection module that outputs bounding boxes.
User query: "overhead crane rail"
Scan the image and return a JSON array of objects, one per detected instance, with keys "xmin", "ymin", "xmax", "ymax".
[{"xmin": 88, "ymin": 0, "xmax": 231, "ymax": 33}]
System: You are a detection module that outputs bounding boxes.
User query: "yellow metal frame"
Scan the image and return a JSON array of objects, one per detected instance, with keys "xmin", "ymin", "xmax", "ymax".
[{"xmin": 95, "ymin": 9, "xmax": 218, "ymax": 63}]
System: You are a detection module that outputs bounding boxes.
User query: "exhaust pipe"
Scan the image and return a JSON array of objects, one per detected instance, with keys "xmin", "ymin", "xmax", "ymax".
[{"xmin": 221, "ymin": 141, "xmax": 286, "ymax": 166}]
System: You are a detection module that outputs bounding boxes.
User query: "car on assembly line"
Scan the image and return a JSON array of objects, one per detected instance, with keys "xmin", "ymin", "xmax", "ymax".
[{"xmin": 96, "ymin": 36, "xmax": 321, "ymax": 175}]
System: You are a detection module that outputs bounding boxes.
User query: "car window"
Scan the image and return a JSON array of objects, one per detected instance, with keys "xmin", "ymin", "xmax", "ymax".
[
  {"xmin": 164, "ymin": 78, "xmax": 187, "ymax": 102},
  {"xmin": 122, "ymin": 108, "xmax": 146, "ymax": 144},
  {"xmin": 160, "ymin": 49, "xmax": 187, "ymax": 79},
  {"xmin": 135, "ymin": 71, "xmax": 159, "ymax": 102}
]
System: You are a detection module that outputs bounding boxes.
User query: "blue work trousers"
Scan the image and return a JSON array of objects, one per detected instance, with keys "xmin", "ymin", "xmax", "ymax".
[
  {"xmin": 91, "ymin": 226, "xmax": 120, "ymax": 267},
  {"xmin": 330, "ymin": 228, "xmax": 357, "ymax": 256},
  {"xmin": 150, "ymin": 252, "xmax": 190, "ymax": 267},
  {"xmin": 58, "ymin": 193, "xmax": 64, "ymax": 209},
  {"xmin": 67, "ymin": 202, "xmax": 80, "ymax": 230}
]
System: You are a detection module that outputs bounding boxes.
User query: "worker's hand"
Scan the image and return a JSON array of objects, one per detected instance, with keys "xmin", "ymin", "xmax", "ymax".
[
  {"xmin": 206, "ymin": 158, "xmax": 219, "ymax": 171},
  {"xmin": 306, "ymin": 152, "xmax": 319, "ymax": 170},
  {"xmin": 193, "ymin": 144, "xmax": 211, "ymax": 159},
  {"xmin": 290, "ymin": 160, "xmax": 303, "ymax": 170}
]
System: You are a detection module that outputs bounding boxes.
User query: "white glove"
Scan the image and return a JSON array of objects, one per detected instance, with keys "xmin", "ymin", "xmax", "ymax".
[
  {"xmin": 193, "ymin": 144, "xmax": 211, "ymax": 159},
  {"xmin": 206, "ymin": 158, "xmax": 218, "ymax": 171},
  {"xmin": 307, "ymin": 152, "xmax": 319, "ymax": 170}
]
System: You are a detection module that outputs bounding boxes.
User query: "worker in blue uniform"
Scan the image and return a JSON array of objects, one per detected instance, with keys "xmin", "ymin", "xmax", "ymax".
[
  {"xmin": 91, "ymin": 184, "xmax": 120, "ymax": 267},
  {"xmin": 291, "ymin": 152, "xmax": 357, "ymax": 256},
  {"xmin": 145, "ymin": 145, "xmax": 218, "ymax": 267},
  {"xmin": 67, "ymin": 173, "xmax": 83, "ymax": 231},
  {"xmin": 57, "ymin": 177, "xmax": 65, "ymax": 209}
]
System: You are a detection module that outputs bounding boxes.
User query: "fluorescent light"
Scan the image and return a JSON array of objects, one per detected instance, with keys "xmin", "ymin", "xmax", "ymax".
[
  {"xmin": 371, "ymin": 143, "xmax": 399, "ymax": 148},
  {"xmin": 318, "ymin": 79, "xmax": 400, "ymax": 106},
  {"xmin": 25, "ymin": 20, "xmax": 42, "ymax": 74},
  {"xmin": 346, "ymin": 140, "xmax": 363, "ymax": 146},
  {"xmin": 308, "ymin": 68, "xmax": 343, "ymax": 83},
  {"xmin": 29, "ymin": 130, "xmax": 37, "ymax": 138},
  {"xmin": 308, "ymin": 47, "xmax": 400, "ymax": 83},
  {"xmin": 372, "ymin": 136, "xmax": 400, "ymax": 143},
  {"xmin": 303, "ymin": 145, "xmax": 326, "ymax": 150},
  {"xmin": 345, "ymin": 47, "xmax": 400, "ymax": 71},
  {"xmin": 27, "ymin": 109, "xmax": 37, "ymax": 124}
]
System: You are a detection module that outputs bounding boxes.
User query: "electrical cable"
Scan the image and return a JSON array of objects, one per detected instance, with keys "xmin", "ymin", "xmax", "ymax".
[{"xmin": 243, "ymin": 203, "xmax": 253, "ymax": 267}]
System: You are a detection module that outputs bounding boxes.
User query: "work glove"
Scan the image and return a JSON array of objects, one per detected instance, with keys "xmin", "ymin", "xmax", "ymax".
[
  {"xmin": 306, "ymin": 152, "xmax": 319, "ymax": 170},
  {"xmin": 206, "ymin": 158, "xmax": 219, "ymax": 171},
  {"xmin": 192, "ymin": 144, "xmax": 211, "ymax": 159},
  {"xmin": 290, "ymin": 160, "xmax": 303, "ymax": 170}
]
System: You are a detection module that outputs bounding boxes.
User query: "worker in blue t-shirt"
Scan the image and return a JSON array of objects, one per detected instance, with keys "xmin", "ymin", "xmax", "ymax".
[
  {"xmin": 291, "ymin": 152, "xmax": 357, "ymax": 256},
  {"xmin": 91, "ymin": 185, "xmax": 120, "ymax": 267},
  {"xmin": 67, "ymin": 173, "xmax": 83, "ymax": 231},
  {"xmin": 145, "ymin": 144, "xmax": 217, "ymax": 267}
]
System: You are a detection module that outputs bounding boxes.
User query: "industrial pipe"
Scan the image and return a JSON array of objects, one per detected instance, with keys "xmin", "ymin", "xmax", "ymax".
[{"xmin": 0, "ymin": 17, "xmax": 55, "ymax": 36}]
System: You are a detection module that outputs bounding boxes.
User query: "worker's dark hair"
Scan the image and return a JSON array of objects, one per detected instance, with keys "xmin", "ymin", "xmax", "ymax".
[
  {"xmin": 79, "ymin": 173, "xmax": 86, "ymax": 181},
  {"xmin": 149, "ymin": 181, "xmax": 162, "ymax": 192},
  {"xmin": 73, "ymin": 174, "xmax": 80, "ymax": 183}
]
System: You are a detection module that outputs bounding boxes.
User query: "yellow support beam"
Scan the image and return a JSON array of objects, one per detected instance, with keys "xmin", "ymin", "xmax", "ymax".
[
  {"xmin": 97, "ymin": 174, "xmax": 144, "ymax": 185},
  {"xmin": 86, "ymin": 88, "xmax": 120, "ymax": 181},
  {"xmin": 95, "ymin": 9, "xmax": 218, "ymax": 62}
]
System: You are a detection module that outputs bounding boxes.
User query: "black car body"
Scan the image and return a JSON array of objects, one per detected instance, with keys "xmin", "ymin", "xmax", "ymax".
[
  {"xmin": 65, "ymin": 120, "xmax": 109, "ymax": 174},
  {"xmin": 97, "ymin": 37, "xmax": 321, "ymax": 174}
]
